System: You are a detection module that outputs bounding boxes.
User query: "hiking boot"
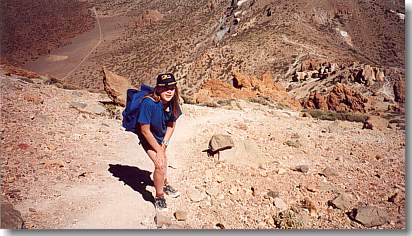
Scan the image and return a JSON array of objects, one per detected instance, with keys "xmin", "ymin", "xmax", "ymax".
[
  {"xmin": 163, "ymin": 184, "xmax": 181, "ymax": 198},
  {"xmin": 154, "ymin": 196, "xmax": 167, "ymax": 211}
]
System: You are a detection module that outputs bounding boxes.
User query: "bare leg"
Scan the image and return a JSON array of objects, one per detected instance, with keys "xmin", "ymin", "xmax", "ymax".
[
  {"xmin": 164, "ymin": 153, "xmax": 168, "ymax": 185},
  {"xmin": 146, "ymin": 149, "xmax": 166, "ymax": 197}
]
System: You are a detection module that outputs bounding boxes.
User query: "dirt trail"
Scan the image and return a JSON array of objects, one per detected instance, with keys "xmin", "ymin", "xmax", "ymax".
[{"xmin": 55, "ymin": 105, "xmax": 232, "ymax": 229}]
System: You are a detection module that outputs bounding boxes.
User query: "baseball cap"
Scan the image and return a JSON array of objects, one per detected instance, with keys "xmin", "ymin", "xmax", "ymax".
[{"xmin": 156, "ymin": 73, "xmax": 177, "ymax": 86}]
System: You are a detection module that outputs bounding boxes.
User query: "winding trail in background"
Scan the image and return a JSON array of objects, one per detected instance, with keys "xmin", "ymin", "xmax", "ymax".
[{"xmin": 61, "ymin": 7, "xmax": 102, "ymax": 81}]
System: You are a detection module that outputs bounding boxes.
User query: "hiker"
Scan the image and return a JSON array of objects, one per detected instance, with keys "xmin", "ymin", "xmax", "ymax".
[{"xmin": 136, "ymin": 73, "xmax": 182, "ymax": 211}]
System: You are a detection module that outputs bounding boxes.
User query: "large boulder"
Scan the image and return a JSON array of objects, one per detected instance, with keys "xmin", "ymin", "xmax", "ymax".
[
  {"xmin": 208, "ymin": 134, "xmax": 234, "ymax": 153},
  {"xmin": 102, "ymin": 67, "xmax": 134, "ymax": 107},
  {"xmin": 1, "ymin": 199, "xmax": 24, "ymax": 229},
  {"xmin": 219, "ymin": 139, "xmax": 262, "ymax": 168}
]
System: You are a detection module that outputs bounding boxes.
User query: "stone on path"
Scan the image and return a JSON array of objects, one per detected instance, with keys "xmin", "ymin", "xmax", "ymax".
[
  {"xmin": 284, "ymin": 140, "xmax": 302, "ymax": 148},
  {"xmin": 273, "ymin": 197, "xmax": 288, "ymax": 212},
  {"xmin": 267, "ymin": 190, "xmax": 279, "ymax": 199},
  {"xmin": 320, "ymin": 167, "xmax": 338, "ymax": 178},
  {"xmin": 188, "ymin": 188, "xmax": 205, "ymax": 202},
  {"xmin": 174, "ymin": 210, "xmax": 188, "ymax": 221},
  {"xmin": 70, "ymin": 102, "xmax": 106, "ymax": 115},
  {"xmin": 329, "ymin": 193, "xmax": 356, "ymax": 211},
  {"xmin": 354, "ymin": 206, "xmax": 389, "ymax": 227},
  {"xmin": 363, "ymin": 116, "xmax": 388, "ymax": 131},
  {"xmin": 294, "ymin": 165, "xmax": 309, "ymax": 173},
  {"xmin": 154, "ymin": 213, "xmax": 172, "ymax": 228},
  {"xmin": 208, "ymin": 134, "xmax": 234, "ymax": 153}
]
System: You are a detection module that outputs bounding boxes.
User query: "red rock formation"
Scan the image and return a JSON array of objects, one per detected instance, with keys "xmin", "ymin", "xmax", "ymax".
[
  {"xmin": 303, "ymin": 91, "xmax": 328, "ymax": 110},
  {"xmin": 327, "ymin": 83, "xmax": 368, "ymax": 112},
  {"xmin": 194, "ymin": 71, "xmax": 302, "ymax": 110},
  {"xmin": 303, "ymin": 83, "xmax": 368, "ymax": 113}
]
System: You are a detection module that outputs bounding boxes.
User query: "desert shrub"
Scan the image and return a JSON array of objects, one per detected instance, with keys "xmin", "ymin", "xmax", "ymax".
[
  {"xmin": 101, "ymin": 102, "xmax": 122, "ymax": 120},
  {"xmin": 273, "ymin": 210, "xmax": 304, "ymax": 229}
]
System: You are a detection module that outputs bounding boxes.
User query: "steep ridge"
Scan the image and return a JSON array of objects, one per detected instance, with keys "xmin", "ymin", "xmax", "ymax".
[{"xmin": 3, "ymin": 0, "xmax": 404, "ymax": 94}]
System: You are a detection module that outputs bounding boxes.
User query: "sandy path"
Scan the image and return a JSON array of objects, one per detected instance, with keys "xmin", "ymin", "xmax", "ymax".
[{"xmin": 60, "ymin": 105, "xmax": 230, "ymax": 229}]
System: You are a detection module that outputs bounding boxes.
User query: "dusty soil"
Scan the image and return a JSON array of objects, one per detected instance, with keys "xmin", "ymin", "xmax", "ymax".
[{"xmin": 0, "ymin": 72, "xmax": 405, "ymax": 229}]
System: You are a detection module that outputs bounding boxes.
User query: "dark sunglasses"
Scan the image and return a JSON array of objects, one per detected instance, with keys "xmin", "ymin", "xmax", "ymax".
[{"xmin": 158, "ymin": 85, "xmax": 176, "ymax": 91}]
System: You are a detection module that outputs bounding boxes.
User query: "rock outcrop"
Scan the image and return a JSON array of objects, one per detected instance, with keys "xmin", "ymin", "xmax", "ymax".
[
  {"xmin": 193, "ymin": 71, "xmax": 302, "ymax": 110},
  {"xmin": 303, "ymin": 83, "xmax": 368, "ymax": 113},
  {"xmin": 393, "ymin": 79, "xmax": 405, "ymax": 103},
  {"xmin": 102, "ymin": 67, "xmax": 134, "ymax": 107},
  {"xmin": 327, "ymin": 83, "xmax": 368, "ymax": 112}
]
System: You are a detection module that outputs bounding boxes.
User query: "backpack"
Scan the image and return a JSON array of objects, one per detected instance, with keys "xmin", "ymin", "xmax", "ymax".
[{"xmin": 122, "ymin": 84, "xmax": 154, "ymax": 133}]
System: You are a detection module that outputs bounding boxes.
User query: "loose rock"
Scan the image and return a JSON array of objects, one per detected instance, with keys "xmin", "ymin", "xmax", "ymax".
[
  {"xmin": 208, "ymin": 134, "xmax": 234, "ymax": 153},
  {"xmin": 294, "ymin": 165, "xmax": 309, "ymax": 173},
  {"xmin": 174, "ymin": 210, "xmax": 188, "ymax": 221},
  {"xmin": 284, "ymin": 140, "xmax": 302, "ymax": 148},
  {"xmin": 154, "ymin": 213, "xmax": 172, "ymax": 228},
  {"xmin": 329, "ymin": 193, "xmax": 356, "ymax": 211},
  {"xmin": 353, "ymin": 206, "xmax": 389, "ymax": 227},
  {"xmin": 320, "ymin": 167, "xmax": 338, "ymax": 178},
  {"xmin": 188, "ymin": 188, "xmax": 205, "ymax": 202},
  {"xmin": 273, "ymin": 197, "xmax": 288, "ymax": 212}
]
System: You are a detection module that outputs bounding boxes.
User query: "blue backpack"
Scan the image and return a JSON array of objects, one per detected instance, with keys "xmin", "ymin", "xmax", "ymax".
[{"xmin": 122, "ymin": 84, "xmax": 154, "ymax": 133}]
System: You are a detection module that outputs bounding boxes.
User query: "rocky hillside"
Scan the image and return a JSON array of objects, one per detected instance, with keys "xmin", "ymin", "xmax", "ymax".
[
  {"xmin": 0, "ymin": 0, "xmax": 406, "ymax": 230},
  {"xmin": 0, "ymin": 64, "xmax": 406, "ymax": 229},
  {"xmin": 2, "ymin": 0, "xmax": 405, "ymax": 92}
]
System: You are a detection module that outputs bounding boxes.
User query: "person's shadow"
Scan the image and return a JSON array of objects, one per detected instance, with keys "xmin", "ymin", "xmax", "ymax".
[{"xmin": 108, "ymin": 164, "xmax": 155, "ymax": 205}]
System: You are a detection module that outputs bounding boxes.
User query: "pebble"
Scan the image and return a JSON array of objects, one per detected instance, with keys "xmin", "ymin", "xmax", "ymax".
[
  {"xmin": 216, "ymin": 175, "xmax": 224, "ymax": 183},
  {"xmin": 278, "ymin": 168, "xmax": 287, "ymax": 175},
  {"xmin": 273, "ymin": 197, "xmax": 287, "ymax": 212},
  {"xmin": 329, "ymin": 193, "xmax": 355, "ymax": 211},
  {"xmin": 174, "ymin": 210, "xmax": 188, "ymax": 221},
  {"xmin": 294, "ymin": 165, "xmax": 309, "ymax": 173},
  {"xmin": 320, "ymin": 167, "xmax": 337, "ymax": 178},
  {"xmin": 267, "ymin": 190, "xmax": 279, "ymax": 199},
  {"xmin": 188, "ymin": 188, "xmax": 205, "ymax": 202},
  {"xmin": 155, "ymin": 213, "xmax": 172, "ymax": 228}
]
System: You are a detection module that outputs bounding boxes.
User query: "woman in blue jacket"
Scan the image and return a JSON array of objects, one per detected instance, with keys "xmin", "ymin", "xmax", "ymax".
[{"xmin": 137, "ymin": 73, "xmax": 182, "ymax": 211}]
